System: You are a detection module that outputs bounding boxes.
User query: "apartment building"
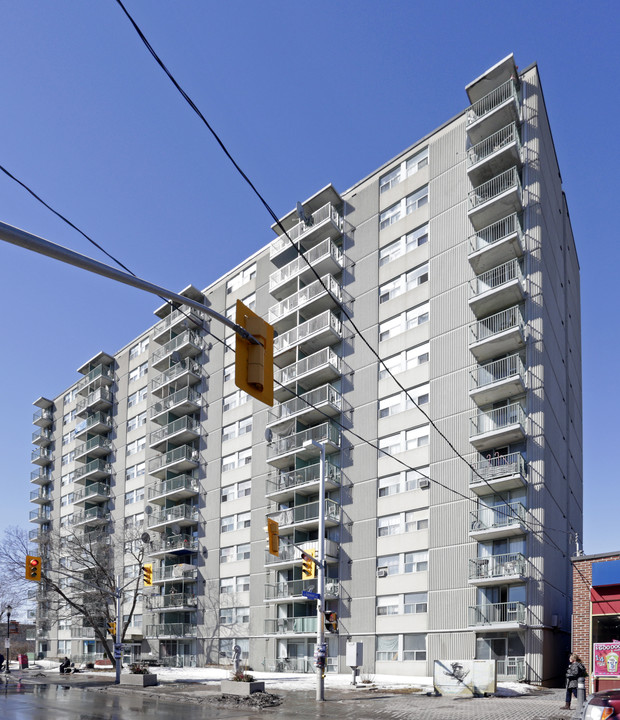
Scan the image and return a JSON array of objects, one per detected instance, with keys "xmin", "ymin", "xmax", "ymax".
[{"xmin": 28, "ymin": 55, "xmax": 582, "ymax": 683}]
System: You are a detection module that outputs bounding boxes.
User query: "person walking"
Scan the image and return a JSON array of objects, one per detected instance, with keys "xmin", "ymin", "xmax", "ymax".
[{"xmin": 562, "ymin": 652, "xmax": 587, "ymax": 710}]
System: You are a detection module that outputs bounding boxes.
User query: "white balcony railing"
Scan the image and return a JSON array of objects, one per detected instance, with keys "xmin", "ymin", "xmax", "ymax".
[
  {"xmin": 268, "ymin": 275, "xmax": 342, "ymax": 323},
  {"xmin": 469, "ymin": 167, "xmax": 522, "ymax": 211},
  {"xmin": 269, "ymin": 238, "xmax": 343, "ymax": 291},
  {"xmin": 467, "ymin": 78, "xmax": 520, "ymax": 126},
  {"xmin": 467, "ymin": 123, "xmax": 522, "ymax": 168},
  {"xmin": 470, "ymin": 354, "xmax": 525, "ymax": 391},
  {"xmin": 270, "ymin": 202, "xmax": 343, "ymax": 258},
  {"xmin": 470, "ymin": 402, "xmax": 525, "ymax": 436},
  {"xmin": 469, "ymin": 258, "xmax": 523, "ymax": 298},
  {"xmin": 470, "ymin": 500, "xmax": 526, "ymax": 531},
  {"xmin": 274, "ymin": 310, "xmax": 341, "ymax": 355},
  {"xmin": 470, "ymin": 305, "xmax": 525, "ymax": 344}
]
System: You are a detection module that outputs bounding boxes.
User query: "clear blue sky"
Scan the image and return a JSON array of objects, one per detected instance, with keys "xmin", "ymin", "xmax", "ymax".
[{"xmin": 0, "ymin": 1, "xmax": 617, "ymax": 554}]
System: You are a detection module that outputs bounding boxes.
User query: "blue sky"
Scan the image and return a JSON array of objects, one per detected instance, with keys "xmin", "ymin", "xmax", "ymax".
[{"xmin": 0, "ymin": 1, "xmax": 617, "ymax": 554}]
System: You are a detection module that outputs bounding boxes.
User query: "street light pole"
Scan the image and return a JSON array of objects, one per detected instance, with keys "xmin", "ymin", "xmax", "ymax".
[{"xmin": 5, "ymin": 605, "xmax": 12, "ymax": 676}]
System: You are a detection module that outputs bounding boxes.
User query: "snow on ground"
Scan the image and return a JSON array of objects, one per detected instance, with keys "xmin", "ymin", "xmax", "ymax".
[{"xmin": 29, "ymin": 661, "xmax": 536, "ymax": 695}]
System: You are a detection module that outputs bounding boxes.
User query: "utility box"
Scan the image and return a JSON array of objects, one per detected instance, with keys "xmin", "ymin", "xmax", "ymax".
[
  {"xmin": 18, "ymin": 654, "xmax": 28, "ymax": 669},
  {"xmin": 346, "ymin": 641, "xmax": 363, "ymax": 668}
]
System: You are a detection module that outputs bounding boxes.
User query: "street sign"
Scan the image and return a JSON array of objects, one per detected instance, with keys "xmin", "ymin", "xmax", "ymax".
[
  {"xmin": 4, "ymin": 639, "xmax": 10, "ymax": 648},
  {"xmin": 302, "ymin": 591, "xmax": 320, "ymax": 600}
]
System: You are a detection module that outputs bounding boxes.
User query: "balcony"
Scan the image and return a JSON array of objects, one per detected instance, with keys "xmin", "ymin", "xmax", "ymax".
[
  {"xmin": 469, "ymin": 553, "xmax": 527, "ymax": 585},
  {"xmin": 466, "ymin": 78, "xmax": 521, "ymax": 144},
  {"xmin": 469, "ymin": 451, "xmax": 527, "ymax": 496},
  {"xmin": 273, "ymin": 310, "xmax": 342, "ymax": 367},
  {"xmin": 151, "ymin": 359, "xmax": 202, "ymax": 398},
  {"xmin": 269, "ymin": 238, "xmax": 344, "ymax": 299},
  {"xmin": 469, "ymin": 500, "xmax": 527, "ymax": 541},
  {"xmin": 151, "ymin": 330, "xmax": 203, "ymax": 370},
  {"xmin": 145, "ymin": 593, "xmax": 198, "ymax": 611},
  {"xmin": 469, "ymin": 305, "xmax": 525, "ymax": 362},
  {"xmin": 33, "ymin": 408, "xmax": 53, "ymax": 427},
  {"xmin": 76, "ymin": 364, "xmax": 114, "ymax": 396},
  {"xmin": 32, "ymin": 428, "xmax": 52, "ymax": 447},
  {"xmin": 265, "ymin": 616, "xmax": 317, "ymax": 635},
  {"xmin": 149, "ymin": 417, "xmax": 200, "ymax": 451},
  {"xmin": 268, "ymin": 275, "xmax": 345, "ymax": 329},
  {"xmin": 76, "ymin": 388, "xmax": 113, "ymax": 418},
  {"xmin": 31, "ymin": 447, "xmax": 52, "ymax": 466},
  {"xmin": 469, "ymin": 258, "xmax": 525, "ymax": 318},
  {"xmin": 468, "ymin": 167, "xmax": 523, "ymax": 230},
  {"xmin": 75, "ymin": 436, "xmax": 112, "ymax": 462},
  {"xmin": 152, "ymin": 564, "xmax": 198, "ymax": 583},
  {"xmin": 73, "ymin": 459, "xmax": 112, "ymax": 484},
  {"xmin": 148, "ymin": 533, "xmax": 198, "ymax": 558},
  {"xmin": 267, "ymin": 383, "xmax": 343, "ymax": 431},
  {"xmin": 150, "ymin": 387, "xmax": 202, "ymax": 423},
  {"xmin": 274, "ymin": 347, "xmax": 345, "ymax": 402},
  {"xmin": 31, "ymin": 469, "xmax": 52, "ymax": 485},
  {"xmin": 29, "ymin": 526, "xmax": 50, "ymax": 543},
  {"xmin": 29, "ymin": 509, "xmax": 51, "ymax": 524},
  {"xmin": 70, "ymin": 625, "xmax": 101, "ymax": 639},
  {"xmin": 467, "ymin": 123, "xmax": 522, "ymax": 185},
  {"xmin": 73, "ymin": 482, "xmax": 111, "ymax": 505},
  {"xmin": 267, "ymin": 498, "xmax": 341, "ymax": 531},
  {"xmin": 153, "ymin": 308, "xmax": 204, "ymax": 344},
  {"xmin": 470, "ymin": 402, "xmax": 526, "ymax": 451},
  {"xmin": 264, "ymin": 577, "xmax": 339, "ymax": 602},
  {"xmin": 266, "ymin": 460, "xmax": 341, "ymax": 502},
  {"xmin": 468, "ymin": 601, "xmax": 527, "ymax": 629},
  {"xmin": 74, "ymin": 412, "xmax": 112, "ymax": 440},
  {"xmin": 469, "ymin": 354, "xmax": 526, "ymax": 406},
  {"xmin": 147, "ymin": 475, "xmax": 200, "ymax": 504},
  {"xmin": 145, "ymin": 623, "xmax": 197, "ymax": 638},
  {"xmin": 147, "ymin": 504, "xmax": 199, "ymax": 531},
  {"xmin": 30, "ymin": 488, "xmax": 51, "ymax": 504},
  {"xmin": 72, "ymin": 507, "xmax": 110, "ymax": 527},
  {"xmin": 148, "ymin": 445, "xmax": 199, "ymax": 479},
  {"xmin": 265, "ymin": 538, "xmax": 339, "ymax": 567},
  {"xmin": 270, "ymin": 202, "xmax": 343, "ymax": 260},
  {"xmin": 498, "ymin": 657, "xmax": 526, "ymax": 682},
  {"xmin": 267, "ymin": 421, "xmax": 341, "ymax": 469},
  {"xmin": 468, "ymin": 213, "xmax": 524, "ymax": 275}
]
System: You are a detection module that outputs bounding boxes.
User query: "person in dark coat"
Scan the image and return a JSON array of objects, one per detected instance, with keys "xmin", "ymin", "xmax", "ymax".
[
  {"xmin": 59, "ymin": 657, "xmax": 71, "ymax": 674},
  {"xmin": 562, "ymin": 653, "xmax": 586, "ymax": 710},
  {"xmin": 0, "ymin": 652, "xmax": 4, "ymax": 671}
]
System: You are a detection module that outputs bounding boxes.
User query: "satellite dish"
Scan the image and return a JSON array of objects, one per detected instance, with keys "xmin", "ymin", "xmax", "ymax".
[
  {"xmin": 144, "ymin": 506, "xmax": 152, "ymax": 515},
  {"xmin": 264, "ymin": 428, "xmax": 273, "ymax": 443},
  {"xmin": 141, "ymin": 532, "xmax": 151, "ymax": 544}
]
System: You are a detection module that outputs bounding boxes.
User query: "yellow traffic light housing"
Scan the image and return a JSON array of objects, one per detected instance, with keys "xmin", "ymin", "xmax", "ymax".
[
  {"xmin": 143, "ymin": 563, "xmax": 153, "ymax": 587},
  {"xmin": 235, "ymin": 300, "xmax": 274, "ymax": 406},
  {"xmin": 25, "ymin": 555, "xmax": 42, "ymax": 582},
  {"xmin": 107, "ymin": 620, "xmax": 116, "ymax": 636},
  {"xmin": 301, "ymin": 550, "xmax": 316, "ymax": 579},
  {"xmin": 267, "ymin": 518, "xmax": 280, "ymax": 557}
]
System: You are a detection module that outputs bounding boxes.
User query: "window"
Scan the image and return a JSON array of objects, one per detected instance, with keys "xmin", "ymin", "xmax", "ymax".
[
  {"xmin": 405, "ymin": 343, "xmax": 430, "ymax": 370},
  {"xmin": 220, "ymin": 576, "xmax": 250, "ymax": 594},
  {"xmin": 379, "ymin": 166, "xmax": 401, "ymax": 194},
  {"xmin": 406, "ymin": 147, "xmax": 429, "ymax": 176},
  {"xmin": 406, "ymin": 185, "xmax": 429, "ymax": 213},
  {"xmin": 377, "ymin": 554, "xmax": 400, "ymax": 576},
  {"xmin": 379, "ymin": 303, "xmax": 429, "ymax": 342},
  {"xmin": 221, "ymin": 480, "xmax": 251, "ymax": 502},
  {"xmin": 222, "ymin": 417, "xmax": 253, "ymax": 442},
  {"xmin": 406, "ymin": 425, "xmax": 430, "ymax": 449},
  {"xmin": 406, "ymin": 263, "xmax": 429, "ymax": 290},
  {"xmin": 222, "ymin": 449, "xmax": 252, "ymax": 472},
  {"xmin": 220, "ymin": 577, "xmax": 235, "ymax": 594},
  {"xmin": 61, "ymin": 451, "xmax": 75, "ymax": 466},
  {"xmin": 379, "ymin": 433, "xmax": 402, "ymax": 457},
  {"xmin": 61, "ymin": 471, "xmax": 75, "ymax": 486},
  {"xmin": 223, "ymin": 364, "xmax": 234, "ymax": 383},
  {"xmin": 221, "ymin": 512, "xmax": 251, "ymax": 533},
  {"xmin": 242, "ymin": 292, "xmax": 256, "ymax": 310},
  {"xmin": 380, "ymin": 185, "xmax": 429, "ymax": 230},
  {"xmin": 219, "ymin": 608, "xmax": 234, "ymax": 625},
  {"xmin": 129, "ymin": 338, "xmax": 149, "ymax": 359},
  {"xmin": 127, "ymin": 437, "xmax": 146, "ymax": 456},
  {"xmin": 126, "ymin": 462, "xmax": 145, "ymax": 480},
  {"xmin": 60, "ymin": 492, "xmax": 74, "ymax": 507},
  {"xmin": 379, "ymin": 148, "xmax": 428, "ymax": 195},
  {"xmin": 223, "ymin": 390, "xmax": 249, "ymax": 412},
  {"xmin": 221, "ymin": 515, "xmax": 235, "ymax": 533},
  {"xmin": 124, "ymin": 512, "xmax": 144, "ymax": 531},
  {"xmin": 129, "ymin": 361, "xmax": 148, "ymax": 383},
  {"xmin": 379, "ymin": 469, "xmax": 429, "ymax": 496},
  {"xmin": 226, "ymin": 263, "xmax": 256, "ymax": 294},
  {"xmin": 407, "ymin": 302, "xmax": 430, "ymax": 329},
  {"xmin": 377, "ymin": 515, "xmax": 401, "ymax": 537},
  {"xmin": 220, "ymin": 544, "xmax": 251, "ymax": 563},
  {"xmin": 124, "ymin": 563, "xmax": 140, "ymax": 579},
  {"xmin": 379, "ymin": 202, "xmax": 401, "ymax": 230},
  {"xmin": 377, "ymin": 595, "xmax": 399, "ymax": 616},
  {"xmin": 378, "ymin": 354, "xmax": 402, "ymax": 379},
  {"xmin": 128, "ymin": 386, "xmax": 147, "ymax": 408},
  {"xmin": 63, "ymin": 409, "xmax": 77, "ymax": 425},
  {"xmin": 376, "ymin": 635, "xmax": 399, "ymax": 662},
  {"xmin": 405, "ymin": 509, "xmax": 429, "ymax": 532},
  {"xmin": 62, "ymin": 432, "xmax": 72, "ymax": 446},
  {"xmin": 404, "ymin": 592, "xmax": 428, "ymax": 614},
  {"xmin": 403, "ymin": 634, "xmax": 427, "ymax": 661},
  {"xmin": 378, "ymin": 510, "xmax": 428, "ymax": 537},
  {"xmin": 125, "ymin": 487, "xmax": 144, "ymax": 505},
  {"xmin": 379, "ymin": 263, "xmax": 429, "ymax": 303},
  {"xmin": 236, "ymin": 575, "xmax": 250, "ymax": 592},
  {"xmin": 404, "ymin": 550, "xmax": 429, "ymax": 573},
  {"xmin": 127, "ymin": 411, "xmax": 147, "ymax": 432}
]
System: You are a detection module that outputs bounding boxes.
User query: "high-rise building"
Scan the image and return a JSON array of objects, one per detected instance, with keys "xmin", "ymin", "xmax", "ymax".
[{"xmin": 28, "ymin": 54, "xmax": 581, "ymax": 683}]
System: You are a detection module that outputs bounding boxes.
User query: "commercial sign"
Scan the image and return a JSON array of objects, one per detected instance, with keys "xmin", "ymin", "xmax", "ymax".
[{"xmin": 594, "ymin": 642, "xmax": 620, "ymax": 676}]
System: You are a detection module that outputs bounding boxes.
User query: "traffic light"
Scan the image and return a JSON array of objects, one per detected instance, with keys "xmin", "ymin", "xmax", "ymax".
[
  {"xmin": 267, "ymin": 518, "xmax": 279, "ymax": 557},
  {"xmin": 235, "ymin": 300, "xmax": 274, "ymax": 406},
  {"xmin": 143, "ymin": 563, "xmax": 153, "ymax": 587},
  {"xmin": 107, "ymin": 620, "xmax": 116, "ymax": 636},
  {"xmin": 325, "ymin": 611, "xmax": 338, "ymax": 634},
  {"xmin": 301, "ymin": 550, "xmax": 316, "ymax": 579},
  {"xmin": 25, "ymin": 555, "xmax": 42, "ymax": 582}
]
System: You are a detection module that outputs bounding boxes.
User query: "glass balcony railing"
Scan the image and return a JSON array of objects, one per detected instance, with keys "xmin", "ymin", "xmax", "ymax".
[
  {"xmin": 148, "ymin": 445, "xmax": 199, "ymax": 475},
  {"xmin": 73, "ymin": 482, "xmax": 111, "ymax": 502},
  {"xmin": 266, "ymin": 460, "xmax": 341, "ymax": 495},
  {"xmin": 470, "ymin": 500, "xmax": 526, "ymax": 532},
  {"xmin": 76, "ymin": 364, "xmax": 113, "ymax": 395},
  {"xmin": 267, "ymin": 498, "xmax": 341, "ymax": 527},
  {"xmin": 149, "ymin": 417, "xmax": 200, "ymax": 446},
  {"xmin": 74, "ymin": 412, "xmax": 112, "ymax": 438},
  {"xmin": 33, "ymin": 408, "xmax": 53, "ymax": 426},
  {"xmin": 470, "ymin": 451, "xmax": 526, "ymax": 486},
  {"xmin": 151, "ymin": 359, "xmax": 202, "ymax": 394},
  {"xmin": 147, "ymin": 504, "xmax": 199, "ymax": 528},
  {"xmin": 151, "ymin": 330, "xmax": 203, "ymax": 365},
  {"xmin": 268, "ymin": 421, "xmax": 340, "ymax": 460},
  {"xmin": 145, "ymin": 593, "xmax": 198, "ymax": 610},
  {"xmin": 467, "ymin": 78, "xmax": 520, "ymax": 126},
  {"xmin": 30, "ymin": 489, "xmax": 51, "ymax": 503},
  {"xmin": 275, "ymin": 347, "xmax": 344, "ymax": 387},
  {"xmin": 270, "ymin": 202, "xmax": 343, "ymax": 258},
  {"xmin": 32, "ymin": 428, "xmax": 52, "ymax": 445},
  {"xmin": 75, "ymin": 436, "xmax": 112, "ymax": 459},
  {"xmin": 470, "ymin": 402, "xmax": 525, "ymax": 437},
  {"xmin": 153, "ymin": 308, "xmax": 204, "ymax": 340},
  {"xmin": 269, "ymin": 238, "xmax": 343, "ymax": 291},
  {"xmin": 150, "ymin": 387, "xmax": 202, "ymax": 420},
  {"xmin": 74, "ymin": 459, "xmax": 112, "ymax": 482},
  {"xmin": 468, "ymin": 552, "xmax": 526, "ymax": 581},
  {"xmin": 274, "ymin": 310, "xmax": 342, "ymax": 355},
  {"xmin": 76, "ymin": 388, "xmax": 113, "ymax": 414},
  {"xmin": 268, "ymin": 384, "xmax": 342, "ymax": 425},
  {"xmin": 265, "ymin": 577, "xmax": 339, "ymax": 601},
  {"xmin": 73, "ymin": 507, "xmax": 109, "ymax": 525},
  {"xmin": 265, "ymin": 616, "xmax": 317, "ymax": 634},
  {"xmin": 268, "ymin": 275, "xmax": 343, "ymax": 324},
  {"xmin": 145, "ymin": 623, "xmax": 197, "ymax": 638},
  {"xmin": 152, "ymin": 565, "xmax": 198, "ymax": 582},
  {"xmin": 468, "ymin": 601, "xmax": 526, "ymax": 626},
  {"xmin": 265, "ymin": 538, "xmax": 339, "ymax": 566},
  {"xmin": 29, "ymin": 509, "xmax": 51, "ymax": 523},
  {"xmin": 31, "ymin": 447, "xmax": 52, "ymax": 464},
  {"xmin": 148, "ymin": 475, "xmax": 200, "ymax": 501},
  {"xmin": 30, "ymin": 469, "xmax": 52, "ymax": 484},
  {"xmin": 149, "ymin": 533, "xmax": 198, "ymax": 554}
]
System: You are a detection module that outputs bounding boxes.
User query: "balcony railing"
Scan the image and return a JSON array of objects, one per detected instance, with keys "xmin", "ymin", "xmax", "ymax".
[
  {"xmin": 149, "ymin": 533, "xmax": 198, "ymax": 554},
  {"xmin": 268, "ymin": 384, "xmax": 343, "ymax": 425},
  {"xmin": 75, "ymin": 436, "xmax": 112, "ymax": 459},
  {"xmin": 32, "ymin": 428, "xmax": 52, "ymax": 445},
  {"xmin": 31, "ymin": 447, "xmax": 52, "ymax": 464},
  {"xmin": 76, "ymin": 364, "xmax": 114, "ymax": 395},
  {"xmin": 469, "ymin": 167, "xmax": 522, "ymax": 211},
  {"xmin": 265, "ymin": 577, "xmax": 339, "ymax": 601},
  {"xmin": 73, "ymin": 482, "xmax": 111, "ymax": 502},
  {"xmin": 149, "ymin": 417, "xmax": 200, "ymax": 447},
  {"xmin": 73, "ymin": 507, "xmax": 109, "ymax": 526},
  {"xmin": 153, "ymin": 308, "xmax": 204, "ymax": 340},
  {"xmin": 151, "ymin": 330, "xmax": 203, "ymax": 365},
  {"xmin": 151, "ymin": 359, "xmax": 202, "ymax": 394},
  {"xmin": 153, "ymin": 564, "xmax": 198, "ymax": 582},
  {"xmin": 29, "ymin": 509, "xmax": 51, "ymax": 523},
  {"xmin": 30, "ymin": 488, "xmax": 51, "ymax": 503},
  {"xmin": 498, "ymin": 656, "xmax": 526, "ymax": 681},
  {"xmin": 470, "ymin": 402, "xmax": 525, "ymax": 436},
  {"xmin": 148, "ymin": 445, "xmax": 199, "ymax": 476},
  {"xmin": 274, "ymin": 310, "xmax": 341, "ymax": 355},
  {"xmin": 266, "ymin": 460, "xmax": 341, "ymax": 495},
  {"xmin": 33, "ymin": 408, "xmax": 53, "ymax": 426},
  {"xmin": 469, "ymin": 258, "xmax": 523, "ymax": 298},
  {"xmin": 267, "ymin": 498, "xmax": 341, "ymax": 527},
  {"xmin": 269, "ymin": 238, "xmax": 343, "ymax": 291},
  {"xmin": 150, "ymin": 387, "xmax": 202, "ymax": 420},
  {"xmin": 468, "ymin": 601, "xmax": 526, "ymax": 626},
  {"xmin": 270, "ymin": 202, "xmax": 343, "ymax": 258},
  {"xmin": 470, "ymin": 354, "xmax": 525, "ymax": 392},
  {"xmin": 268, "ymin": 275, "xmax": 343, "ymax": 324},
  {"xmin": 470, "ymin": 451, "xmax": 526, "ymax": 485},
  {"xmin": 265, "ymin": 616, "xmax": 317, "ymax": 634},
  {"xmin": 76, "ymin": 388, "xmax": 113, "ymax": 415},
  {"xmin": 268, "ymin": 421, "xmax": 340, "ymax": 460},
  {"xmin": 148, "ymin": 475, "xmax": 200, "ymax": 501},
  {"xmin": 469, "ymin": 552, "xmax": 526, "ymax": 582},
  {"xmin": 467, "ymin": 78, "xmax": 520, "ymax": 126},
  {"xmin": 147, "ymin": 504, "xmax": 198, "ymax": 529},
  {"xmin": 470, "ymin": 305, "xmax": 525, "ymax": 344},
  {"xmin": 74, "ymin": 459, "xmax": 112, "ymax": 482},
  {"xmin": 265, "ymin": 538, "xmax": 339, "ymax": 566},
  {"xmin": 470, "ymin": 500, "xmax": 526, "ymax": 532},
  {"xmin": 145, "ymin": 593, "xmax": 198, "ymax": 610},
  {"xmin": 275, "ymin": 347, "xmax": 343, "ymax": 387},
  {"xmin": 467, "ymin": 123, "xmax": 521, "ymax": 168},
  {"xmin": 30, "ymin": 469, "xmax": 52, "ymax": 484},
  {"xmin": 145, "ymin": 623, "xmax": 197, "ymax": 638},
  {"xmin": 469, "ymin": 213, "xmax": 523, "ymax": 255},
  {"xmin": 74, "ymin": 412, "xmax": 112, "ymax": 439}
]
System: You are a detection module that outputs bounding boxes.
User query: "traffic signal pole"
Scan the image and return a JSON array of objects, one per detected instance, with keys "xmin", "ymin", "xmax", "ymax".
[{"xmin": 115, "ymin": 575, "xmax": 122, "ymax": 685}]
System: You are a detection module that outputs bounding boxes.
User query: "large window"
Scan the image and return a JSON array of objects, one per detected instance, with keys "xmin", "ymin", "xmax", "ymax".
[
  {"xmin": 378, "ymin": 509, "xmax": 429, "ymax": 537},
  {"xmin": 379, "ymin": 303, "xmax": 429, "ymax": 342},
  {"xmin": 223, "ymin": 390, "xmax": 250, "ymax": 412},
  {"xmin": 222, "ymin": 417, "xmax": 253, "ymax": 442},
  {"xmin": 377, "ymin": 592, "xmax": 428, "ymax": 615},
  {"xmin": 222, "ymin": 449, "xmax": 252, "ymax": 473},
  {"xmin": 377, "ymin": 550, "xmax": 429, "ymax": 576},
  {"xmin": 128, "ymin": 386, "xmax": 147, "ymax": 408},
  {"xmin": 129, "ymin": 361, "xmax": 148, "ymax": 383},
  {"xmin": 226, "ymin": 264, "xmax": 256, "ymax": 294},
  {"xmin": 379, "ymin": 263, "xmax": 429, "ymax": 303},
  {"xmin": 379, "ymin": 425, "xmax": 430, "ymax": 457},
  {"xmin": 404, "ymin": 634, "xmax": 427, "ymax": 661},
  {"xmin": 379, "ymin": 147, "xmax": 428, "ymax": 194},
  {"xmin": 376, "ymin": 634, "xmax": 427, "ymax": 662},
  {"xmin": 378, "ymin": 385, "xmax": 430, "ymax": 418},
  {"xmin": 129, "ymin": 338, "xmax": 149, "ymax": 359},
  {"xmin": 379, "ymin": 186, "xmax": 429, "ymax": 230},
  {"xmin": 378, "ymin": 467, "xmax": 430, "ymax": 496},
  {"xmin": 379, "ymin": 224, "xmax": 429, "ymax": 267}
]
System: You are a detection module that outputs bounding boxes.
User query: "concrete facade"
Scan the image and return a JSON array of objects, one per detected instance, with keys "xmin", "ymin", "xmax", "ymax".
[{"xmin": 28, "ymin": 55, "xmax": 581, "ymax": 683}]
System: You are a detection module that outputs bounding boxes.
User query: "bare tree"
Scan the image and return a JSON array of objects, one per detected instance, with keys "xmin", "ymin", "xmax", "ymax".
[
  {"xmin": 0, "ymin": 527, "xmax": 29, "ymax": 622},
  {"xmin": 0, "ymin": 524, "xmax": 146, "ymax": 667}
]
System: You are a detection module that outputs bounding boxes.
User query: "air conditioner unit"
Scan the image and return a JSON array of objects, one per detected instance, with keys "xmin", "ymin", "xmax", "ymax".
[
  {"xmin": 376, "ymin": 567, "xmax": 388, "ymax": 578},
  {"xmin": 419, "ymin": 478, "xmax": 430, "ymax": 489}
]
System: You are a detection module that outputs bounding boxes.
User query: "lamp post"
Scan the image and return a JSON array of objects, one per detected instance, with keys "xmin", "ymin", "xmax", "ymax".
[
  {"xmin": 304, "ymin": 439, "xmax": 326, "ymax": 702},
  {"xmin": 5, "ymin": 605, "xmax": 12, "ymax": 675}
]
